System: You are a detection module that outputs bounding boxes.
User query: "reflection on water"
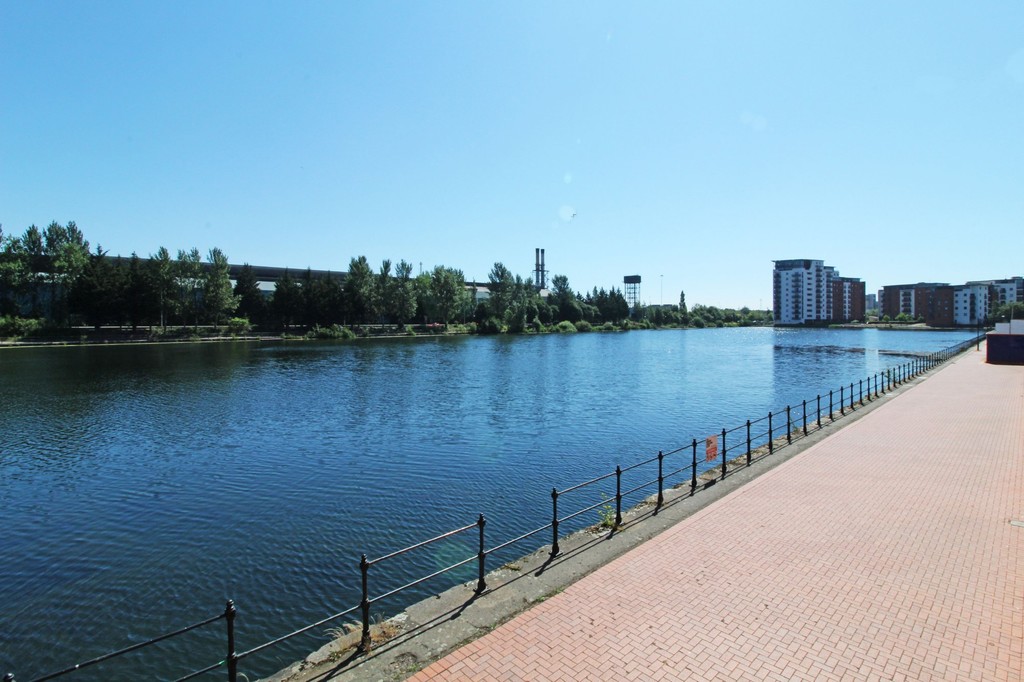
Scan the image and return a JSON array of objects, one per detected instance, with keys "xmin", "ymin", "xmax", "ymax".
[{"xmin": 0, "ymin": 328, "xmax": 974, "ymax": 679}]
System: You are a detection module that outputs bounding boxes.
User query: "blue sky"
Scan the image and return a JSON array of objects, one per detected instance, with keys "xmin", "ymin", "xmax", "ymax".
[{"xmin": 2, "ymin": 1, "xmax": 1022, "ymax": 308}]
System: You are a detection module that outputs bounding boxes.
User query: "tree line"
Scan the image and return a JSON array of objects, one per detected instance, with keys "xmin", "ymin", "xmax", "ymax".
[
  {"xmin": 0, "ymin": 222, "xmax": 629, "ymax": 334},
  {"xmin": 1, "ymin": 221, "xmax": 769, "ymax": 336}
]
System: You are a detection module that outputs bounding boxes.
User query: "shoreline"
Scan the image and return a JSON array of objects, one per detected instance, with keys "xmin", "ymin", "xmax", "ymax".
[{"xmin": 0, "ymin": 322, "xmax": 979, "ymax": 349}]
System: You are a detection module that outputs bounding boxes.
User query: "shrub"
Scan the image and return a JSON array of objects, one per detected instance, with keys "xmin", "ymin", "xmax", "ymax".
[
  {"xmin": 307, "ymin": 324, "xmax": 357, "ymax": 340},
  {"xmin": 555, "ymin": 320, "xmax": 577, "ymax": 333},
  {"xmin": 477, "ymin": 317, "xmax": 502, "ymax": 335},
  {"xmin": 404, "ymin": 324, "xmax": 416, "ymax": 336},
  {"xmin": 0, "ymin": 316, "xmax": 43, "ymax": 338},
  {"xmin": 227, "ymin": 317, "xmax": 252, "ymax": 335},
  {"xmin": 600, "ymin": 322, "xmax": 616, "ymax": 331},
  {"xmin": 574, "ymin": 320, "xmax": 593, "ymax": 332}
]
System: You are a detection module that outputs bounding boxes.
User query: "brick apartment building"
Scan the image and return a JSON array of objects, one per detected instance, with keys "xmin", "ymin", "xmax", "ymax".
[{"xmin": 881, "ymin": 277, "xmax": 1022, "ymax": 326}]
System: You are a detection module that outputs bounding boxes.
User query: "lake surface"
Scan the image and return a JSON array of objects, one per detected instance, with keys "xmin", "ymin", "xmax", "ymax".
[{"xmin": 0, "ymin": 327, "xmax": 976, "ymax": 680}]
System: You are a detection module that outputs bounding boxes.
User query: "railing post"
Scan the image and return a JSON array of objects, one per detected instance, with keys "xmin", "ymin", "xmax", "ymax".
[
  {"xmin": 615, "ymin": 466, "xmax": 623, "ymax": 527},
  {"xmin": 691, "ymin": 438, "xmax": 697, "ymax": 493},
  {"xmin": 881, "ymin": 370, "xmax": 886, "ymax": 394},
  {"xmin": 550, "ymin": 488, "xmax": 560, "ymax": 557},
  {"xmin": 656, "ymin": 451, "xmax": 664, "ymax": 508},
  {"xmin": 224, "ymin": 599, "xmax": 237, "ymax": 682},
  {"xmin": 359, "ymin": 555, "xmax": 372, "ymax": 653},
  {"xmin": 746, "ymin": 420, "xmax": 751, "ymax": 466},
  {"xmin": 476, "ymin": 514, "xmax": 487, "ymax": 594},
  {"xmin": 721, "ymin": 429, "xmax": 727, "ymax": 478},
  {"xmin": 768, "ymin": 412, "xmax": 774, "ymax": 453},
  {"xmin": 840, "ymin": 385, "xmax": 845, "ymax": 415},
  {"xmin": 816, "ymin": 394, "xmax": 821, "ymax": 428},
  {"xmin": 785, "ymin": 406, "xmax": 792, "ymax": 444},
  {"xmin": 829, "ymin": 390, "xmax": 834, "ymax": 420},
  {"xmin": 849, "ymin": 383, "xmax": 854, "ymax": 410},
  {"xmin": 859, "ymin": 379, "xmax": 863, "ymax": 405},
  {"xmin": 802, "ymin": 400, "xmax": 807, "ymax": 436}
]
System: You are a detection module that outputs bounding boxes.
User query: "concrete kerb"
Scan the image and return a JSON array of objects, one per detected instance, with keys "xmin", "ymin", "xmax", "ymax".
[{"xmin": 260, "ymin": 355, "xmax": 962, "ymax": 682}]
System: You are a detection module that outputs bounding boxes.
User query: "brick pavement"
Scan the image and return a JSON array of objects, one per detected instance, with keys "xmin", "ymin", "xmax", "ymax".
[{"xmin": 408, "ymin": 350, "xmax": 1024, "ymax": 681}]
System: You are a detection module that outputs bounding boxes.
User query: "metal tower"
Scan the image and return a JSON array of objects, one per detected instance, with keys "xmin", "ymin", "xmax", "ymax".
[{"xmin": 624, "ymin": 275, "xmax": 641, "ymax": 310}]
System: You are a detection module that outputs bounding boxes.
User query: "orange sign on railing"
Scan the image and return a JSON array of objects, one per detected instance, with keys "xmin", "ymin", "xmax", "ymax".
[{"xmin": 705, "ymin": 435, "xmax": 718, "ymax": 462}]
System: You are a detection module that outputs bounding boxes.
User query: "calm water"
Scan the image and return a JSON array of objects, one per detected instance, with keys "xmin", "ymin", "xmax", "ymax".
[{"xmin": 0, "ymin": 327, "xmax": 975, "ymax": 680}]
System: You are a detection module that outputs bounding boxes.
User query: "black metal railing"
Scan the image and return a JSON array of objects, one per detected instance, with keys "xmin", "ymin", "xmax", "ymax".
[{"xmin": 4, "ymin": 333, "xmax": 983, "ymax": 682}]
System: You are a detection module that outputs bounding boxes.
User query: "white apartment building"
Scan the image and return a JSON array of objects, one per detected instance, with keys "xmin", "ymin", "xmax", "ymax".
[
  {"xmin": 988, "ymin": 277, "xmax": 1023, "ymax": 308},
  {"xmin": 773, "ymin": 259, "xmax": 831, "ymax": 325},
  {"xmin": 953, "ymin": 284, "xmax": 990, "ymax": 326}
]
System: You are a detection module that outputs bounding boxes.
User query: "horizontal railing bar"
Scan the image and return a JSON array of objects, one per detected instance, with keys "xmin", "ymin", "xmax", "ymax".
[
  {"xmin": 559, "ymin": 499, "xmax": 610, "ymax": 525},
  {"xmin": 620, "ymin": 456, "xmax": 657, "ymax": 474},
  {"xmin": 29, "ymin": 613, "xmax": 225, "ymax": 682},
  {"xmin": 664, "ymin": 465, "xmax": 689, "ymax": 480},
  {"xmin": 621, "ymin": 480, "xmax": 655, "ymax": 498},
  {"xmin": 370, "ymin": 522, "xmax": 477, "ymax": 565},
  {"xmin": 172, "ymin": 660, "xmax": 223, "ymax": 682},
  {"xmin": 663, "ymin": 444, "xmax": 688, "ymax": 456},
  {"xmin": 236, "ymin": 604, "xmax": 359, "ymax": 661},
  {"xmin": 370, "ymin": 556, "xmax": 477, "ymax": 605},
  {"xmin": 559, "ymin": 470, "xmax": 616, "ymax": 495},
  {"xmin": 485, "ymin": 523, "xmax": 551, "ymax": 556}
]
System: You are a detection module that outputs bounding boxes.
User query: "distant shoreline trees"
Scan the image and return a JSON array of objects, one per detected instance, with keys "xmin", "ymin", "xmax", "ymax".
[{"xmin": 1, "ymin": 220, "xmax": 774, "ymax": 338}]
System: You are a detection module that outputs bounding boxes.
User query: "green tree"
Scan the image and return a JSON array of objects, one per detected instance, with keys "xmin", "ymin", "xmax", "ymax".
[
  {"xmin": 234, "ymin": 263, "xmax": 266, "ymax": 324},
  {"xmin": 413, "ymin": 272, "xmax": 433, "ymax": 323},
  {"xmin": 551, "ymin": 274, "xmax": 582, "ymax": 323},
  {"xmin": 21, "ymin": 225, "xmax": 46, "ymax": 317},
  {"xmin": 992, "ymin": 301, "xmax": 1024, "ymax": 322},
  {"xmin": 344, "ymin": 256, "xmax": 374, "ymax": 324},
  {"xmin": 175, "ymin": 247, "xmax": 204, "ymax": 331},
  {"xmin": 272, "ymin": 269, "xmax": 303, "ymax": 330},
  {"xmin": 70, "ymin": 246, "xmax": 126, "ymax": 328},
  {"xmin": 430, "ymin": 265, "xmax": 469, "ymax": 327},
  {"xmin": 0, "ymin": 227, "xmax": 28, "ymax": 316},
  {"xmin": 149, "ymin": 246, "xmax": 177, "ymax": 330},
  {"xmin": 124, "ymin": 253, "xmax": 156, "ymax": 331},
  {"xmin": 428, "ymin": 264, "xmax": 468, "ymax": 325},
  {"xmin": 43, "ymin": 220, "xmax": 90, "ymax": 324},
  {"xmin": 487, "ymin": 262, "xmax": 514, "ymax": 320},
  {"xmin": 301, "ymin": 270, "xmax": 343, "ymax": 326},
  {"xmin": 203, "ymin": 247, "xmax": 238, "ymax": 327},
  {"xmin": 502, "ymin": 275, "xmax": 535, "ymax": 332},
  {"xmin": 374, "ymin": 259, "xmax": 394, "ymax": 324},
  {"xmin": 393, "ymin": 259, "xmax": 417, "ymax": 324}
]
